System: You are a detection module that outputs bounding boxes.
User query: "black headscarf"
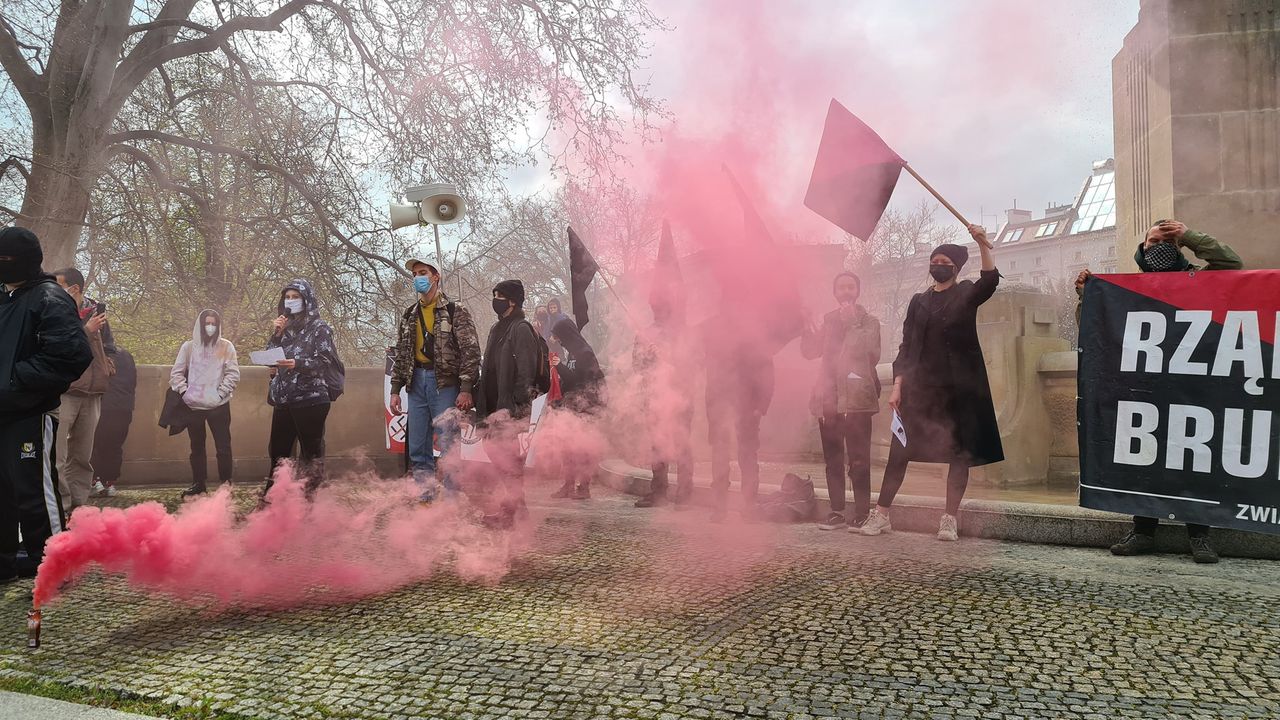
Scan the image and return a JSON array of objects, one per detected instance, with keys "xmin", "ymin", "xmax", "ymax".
[{"xmin": 929, "ymin": 244, "xmax": 969, "ymax": 269}]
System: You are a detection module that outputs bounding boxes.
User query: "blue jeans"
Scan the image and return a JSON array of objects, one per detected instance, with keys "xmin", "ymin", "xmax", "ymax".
[{"xmin": 408, "ymin": 368, "xmax": 459, "ymax": 499}]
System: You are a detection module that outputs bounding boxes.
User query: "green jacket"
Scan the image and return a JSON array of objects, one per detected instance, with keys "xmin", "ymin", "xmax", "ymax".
[
  {"xmin": 1076, "ymin": 229, "xmax": 1244, "ymax": 319},
  {"xmin": 390, "ymin": 293, "xmax": 482, "ymax": 395},
  {"xmin": 1131, "ymin": 229, "xmax": 1243, "ymax": 272},
  {"xmin": 800, "ymin": 304, "xmax": 882, "ymax": 415}
]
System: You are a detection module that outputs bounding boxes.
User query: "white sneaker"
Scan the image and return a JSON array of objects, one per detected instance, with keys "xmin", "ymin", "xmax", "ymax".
[
  {"xmin": 90, "ymin": 481, "xmax": 106, "ymax": 497},
  {"xmin": 861, "ymin": 508, "xmax": 892, "ymax": 536},
  {"xmin": 104, "ymin": 484, "xmax": 117, "ymax": 497},
  {"xmin": 937, "ymin": 513, "xmax": 959, "ymax": 542}
]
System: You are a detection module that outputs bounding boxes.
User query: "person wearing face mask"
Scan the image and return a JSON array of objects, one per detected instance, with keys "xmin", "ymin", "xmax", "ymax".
[
  {"xmin": 0, "ymin": 227, "xmax": 93, "ymax": 583},
  {"xmin": 263, "ymin": 279, "xmax": 343, "ymax": 501},
  {"xmin": 862, "ymin": 224, "xmax": 1002, "ymax": 542},
  {"xmin": 388, "ymin": 259, "xmax": 482, "ymax": 503},
  {"xmin": 474, "ymin": 279, "xmax": 543, "ymax": 529},
  {"xmin": 801, "ymin": 272, "xmax": 881, "ymax": 532},
  {"xmin": 1075, "ymin": 220, "xmax": 1241, "ymax": 564},
  {"xmin": 52, "ymin": 267, "xmax": 117, "ymax": 511},
  {"xmin": 171, "ymin": 310, "xmax": 241, "ymax": 498},
  {"xmin": 543, "ymin": 297, "xmax": 571, "ymax": 360}
]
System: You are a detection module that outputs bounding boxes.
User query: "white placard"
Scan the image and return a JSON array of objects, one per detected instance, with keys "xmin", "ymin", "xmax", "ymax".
[
  {"xmin": 890, "ymin": 409, "xmax": 907, "ymax": 447},
  {"xmin": 249, "ymin": 347, "xmax": 286, "ymax": 366}
]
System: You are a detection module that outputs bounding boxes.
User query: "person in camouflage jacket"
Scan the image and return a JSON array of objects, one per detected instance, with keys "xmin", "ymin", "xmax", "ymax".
[{"xmin": 389, "ymin": 259, "xmax": 482, "ymax": 500}]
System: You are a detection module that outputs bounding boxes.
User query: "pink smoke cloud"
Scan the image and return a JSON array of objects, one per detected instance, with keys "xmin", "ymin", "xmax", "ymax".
[{"xmin": 33, "ymin": 469, "xmax": 526, "ymax": 609}]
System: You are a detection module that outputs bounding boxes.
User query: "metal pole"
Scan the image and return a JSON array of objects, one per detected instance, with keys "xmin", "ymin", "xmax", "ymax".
[{"xmin": 432, "ymin": 223, "xmax": 444, "ymax": 272}]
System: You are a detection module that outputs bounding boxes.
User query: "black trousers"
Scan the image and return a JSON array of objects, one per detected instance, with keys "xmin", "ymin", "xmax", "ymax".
[
  {"xmin": 1134, "ymin": 516, "xmax": 1209, "ymax": 539},
  {"xmin": 877, "ymin": 442, "xmax": 971, "ymax": 517},
  {"xmin": 266, "ymin": 403, "xmax": 330, "ymax": 494},
  {"xmin": 188, "ymin": 403, "xmax": 233, "ymax": 485},
  {"xmin": 819, "ymin": 412, "xmax": 873, "ymax": 522},
  {"xmin": 650, "ymin": 407, "xmax": 694, "ymax": 496},
  {"xmin": 0, "ymin": 413, "xmax": 65, "ymax": 577},
  {"xmin": 91, "ymin": 409, "xmax": 132, "ymax": 485}
]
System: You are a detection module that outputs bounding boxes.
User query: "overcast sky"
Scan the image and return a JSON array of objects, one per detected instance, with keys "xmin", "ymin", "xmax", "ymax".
[{"xmin": 582, "ymin": 0, "xmax": 1142, "ymax": 235}]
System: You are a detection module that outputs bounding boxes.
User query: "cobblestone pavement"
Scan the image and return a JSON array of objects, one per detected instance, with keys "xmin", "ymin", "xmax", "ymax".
[{"xmin": 1, "ymin": 486, "xmax": 1278, "ymax": 720}]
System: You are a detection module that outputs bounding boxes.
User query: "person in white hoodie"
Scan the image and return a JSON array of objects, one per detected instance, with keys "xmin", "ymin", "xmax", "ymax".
[{"xmin": 171, "ymin": 309, "xmax": 240, "ymax": 497}]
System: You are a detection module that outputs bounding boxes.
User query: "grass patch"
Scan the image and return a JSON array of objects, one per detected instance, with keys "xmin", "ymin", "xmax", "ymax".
[{"xmin": 0, "ymin": 675, "xmax": 258, "ymax": 719}]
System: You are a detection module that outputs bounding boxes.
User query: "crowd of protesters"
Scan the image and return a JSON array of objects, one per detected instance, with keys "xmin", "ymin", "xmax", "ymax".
[{"xmin": 0, "ymin": 214, "xmax": 1251, "ymax": 584}]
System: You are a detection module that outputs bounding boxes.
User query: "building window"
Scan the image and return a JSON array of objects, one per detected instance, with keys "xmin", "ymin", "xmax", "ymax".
[
  {"xmin": 1070, "ymin": 171, "xmax": 1117, "ymax": 234},
  {"xmin": 1010, "ymin": 260, "xmax": 1018, "ymax": 270},
  {"xmin": 1003, "ymin": 228, "xmax": 1024, "ymax": 243},
  {"xmin": 1035, "ymin": 222, "xmax": 1059, "ymax": 238},
  {"xmin": 1107, "ymin": 246, "xmax": 1115, "ymax": 257},
  {"xmin": 1073, "ymin": 251, "xmax": 1082, "ymax": 261},
  {"xmin": 1036, "ymin": 256, "xmax": 1043, "ymax": 267}
]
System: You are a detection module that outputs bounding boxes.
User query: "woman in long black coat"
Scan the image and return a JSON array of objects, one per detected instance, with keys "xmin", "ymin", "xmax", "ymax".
[{"xmin": 861, "ymin": 224, "xmax": 1003, "ymax": 542}]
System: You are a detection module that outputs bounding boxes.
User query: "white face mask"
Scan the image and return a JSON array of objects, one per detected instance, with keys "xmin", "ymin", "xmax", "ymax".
[
  {"xmin": 204, "ymin": 324, "xmax": 218, "ymax": 337},
  {"xmin": 284, "ymin": 298, "xmax": 304, "ymax": 315}
]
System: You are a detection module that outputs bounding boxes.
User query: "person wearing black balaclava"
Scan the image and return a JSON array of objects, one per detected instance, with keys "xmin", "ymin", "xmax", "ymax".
[
  {"xmin": 475, "ymin": 279, "xmax": 542, "ymax": 529},
  {"xmin": 862, "ymin": 224, "xmax": 1003, "ymax": 542},
  {"xmin": 1076, "ymin": 219, "xmax": 1242, "ymax": 564},
  {"xmin": 0, "ymin": 227, "xmax": 93, "ymax": 583}
]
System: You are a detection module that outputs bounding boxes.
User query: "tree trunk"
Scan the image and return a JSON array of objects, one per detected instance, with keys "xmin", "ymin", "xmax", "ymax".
[{"xmin": 18, "ymin": 152, "xmax": 95, "ymax": 272}]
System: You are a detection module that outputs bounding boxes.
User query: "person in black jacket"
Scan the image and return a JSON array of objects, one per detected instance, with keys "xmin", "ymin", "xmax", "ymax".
[
  {"xmin": 862, "ymin": 225, "xmax": 1002, "ymax": 542},
  {"xmin": 548, "ymin": 317, "xmax": 606, "ymax": 500},
  {"xmin": 0, "ymin": 227, "xmax": 93, "ymax": 582},
  {"xmin": 91, "ymin": 347, "xmax": 137, "ymax": 497},
  {"xmin": 263, "ymin": 279, "xmax": 342, "ymax": 500},
  {"xmin": 475, "ymin": 279, "xmax": 541, "ymax": 529}
]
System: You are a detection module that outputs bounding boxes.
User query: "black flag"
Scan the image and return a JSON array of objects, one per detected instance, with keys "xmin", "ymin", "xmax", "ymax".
[
  {"xmin": 649, "ymin": 219, "xmax": 684, "ymax": 312},
  {"xmin": 568, "ymin": 226, "xmax": 600, "ymax": 330},
  {"xmin": 721, "ymin": 165, "xmax": 802, "ymax": 345}
]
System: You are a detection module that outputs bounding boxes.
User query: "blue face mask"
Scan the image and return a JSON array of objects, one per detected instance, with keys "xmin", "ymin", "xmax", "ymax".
[{"xmin": 414, "ymin": 276, "xmax": 433, "ymax": 293}]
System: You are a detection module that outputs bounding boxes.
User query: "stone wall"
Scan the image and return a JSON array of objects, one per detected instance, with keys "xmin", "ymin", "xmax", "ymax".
[
  {"xmin": 116, "ymin": 289, "xmax": 1079, "ymax": 489},
  {"xmin": 1114, "ymin": 0, "xmax": 1280, "ymax": 271},
  {"xmin": 116, "ymin": 365, "xmax": 401, "ymax": 486}
]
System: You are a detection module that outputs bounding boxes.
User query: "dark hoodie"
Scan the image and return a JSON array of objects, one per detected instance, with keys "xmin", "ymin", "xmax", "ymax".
[
  {"xmin": 0, "ymin": 274, "xmax": 93, "ymax": 424},
  {"xmin": 267, "ymin": 279, "xmax": 341, "ymax": 407},
  {"xmin": 550, "ymin": 317, "xmax": 605, "ymax": 412}
]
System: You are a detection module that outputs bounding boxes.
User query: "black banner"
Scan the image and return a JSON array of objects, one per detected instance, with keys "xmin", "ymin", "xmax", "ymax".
[{"xmin": 1079, "ymin": 270, "xmax": 1280, "ymax": 534}]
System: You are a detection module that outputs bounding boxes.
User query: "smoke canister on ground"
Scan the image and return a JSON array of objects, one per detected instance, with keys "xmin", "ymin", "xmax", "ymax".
[{"xmin": 27, "ymin": 608, "xmax": 41, "ymax": 649}]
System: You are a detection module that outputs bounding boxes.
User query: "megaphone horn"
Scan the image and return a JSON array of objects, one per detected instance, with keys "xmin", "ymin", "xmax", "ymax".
[{"xmin": 389, "ymin": 203, "xmax": 422, "ymax": 231}]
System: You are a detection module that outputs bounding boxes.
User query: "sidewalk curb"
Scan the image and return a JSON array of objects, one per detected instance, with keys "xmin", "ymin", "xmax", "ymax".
[{"xmin": 597, "ymin": 459, "xmax": 1280, "ymax": 560}]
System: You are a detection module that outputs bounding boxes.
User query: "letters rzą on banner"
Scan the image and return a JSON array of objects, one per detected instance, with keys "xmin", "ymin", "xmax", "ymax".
[{"xmin": 1078, "ymin": 270, "xmax": 1280, "ymax": 534}]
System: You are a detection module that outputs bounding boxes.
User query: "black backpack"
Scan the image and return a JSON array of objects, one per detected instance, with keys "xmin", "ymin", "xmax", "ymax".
[
  {"xmin": 324, "ymin": 357, "xmax": 346, "ymax": 402},
  {"xmin": 522, "ymin": 320, "xmax": 552, "ymax": 395}
]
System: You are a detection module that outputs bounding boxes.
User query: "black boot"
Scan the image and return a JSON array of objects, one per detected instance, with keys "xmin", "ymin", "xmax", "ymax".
[
  {"xmin": 1110, "ymin": 531, "xmax": 1156, "ymax": 556},
  {"xmin": 635, "ymin": 489, "xmax": 667, "ymax": 508},
  {"xmin": 1190, "ymin": 536, "xmax": 1219, "ymax": 564},
  {"xmin": 181, "ymin": 481, "xmax": 208, "ymax": 498},
  {"xmin": 550, "ymin": 480, "xmax": 575, "ymax": 499}
]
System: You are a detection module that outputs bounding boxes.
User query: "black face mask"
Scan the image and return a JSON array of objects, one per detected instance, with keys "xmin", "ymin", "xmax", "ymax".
[
  {"xmin": 0, "ymin": 260, "xmax": 26, "ymax": 284},
  {"xmin": 929, "ymin": 265, "xmax": 956, "ymax": 283},
  {"xmin": 492, "ymin": 298, "xmax": 511, "ymax": 317}
]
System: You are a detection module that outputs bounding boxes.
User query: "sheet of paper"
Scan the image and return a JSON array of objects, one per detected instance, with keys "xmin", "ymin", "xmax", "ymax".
[
  {"xmin": 890, "ymin": 409, "xmax": 907, "ymax": 447},
  {"xmin": 458, "ymin": 424, "xmax": 492, "ymax": 463},
  {"xmin": 249, "ymin": 347, "xmax": 286, "ymax": 366},
  {"xmin": 846, "ymin": 371, "xmax": 862, "ymax": 380}
]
